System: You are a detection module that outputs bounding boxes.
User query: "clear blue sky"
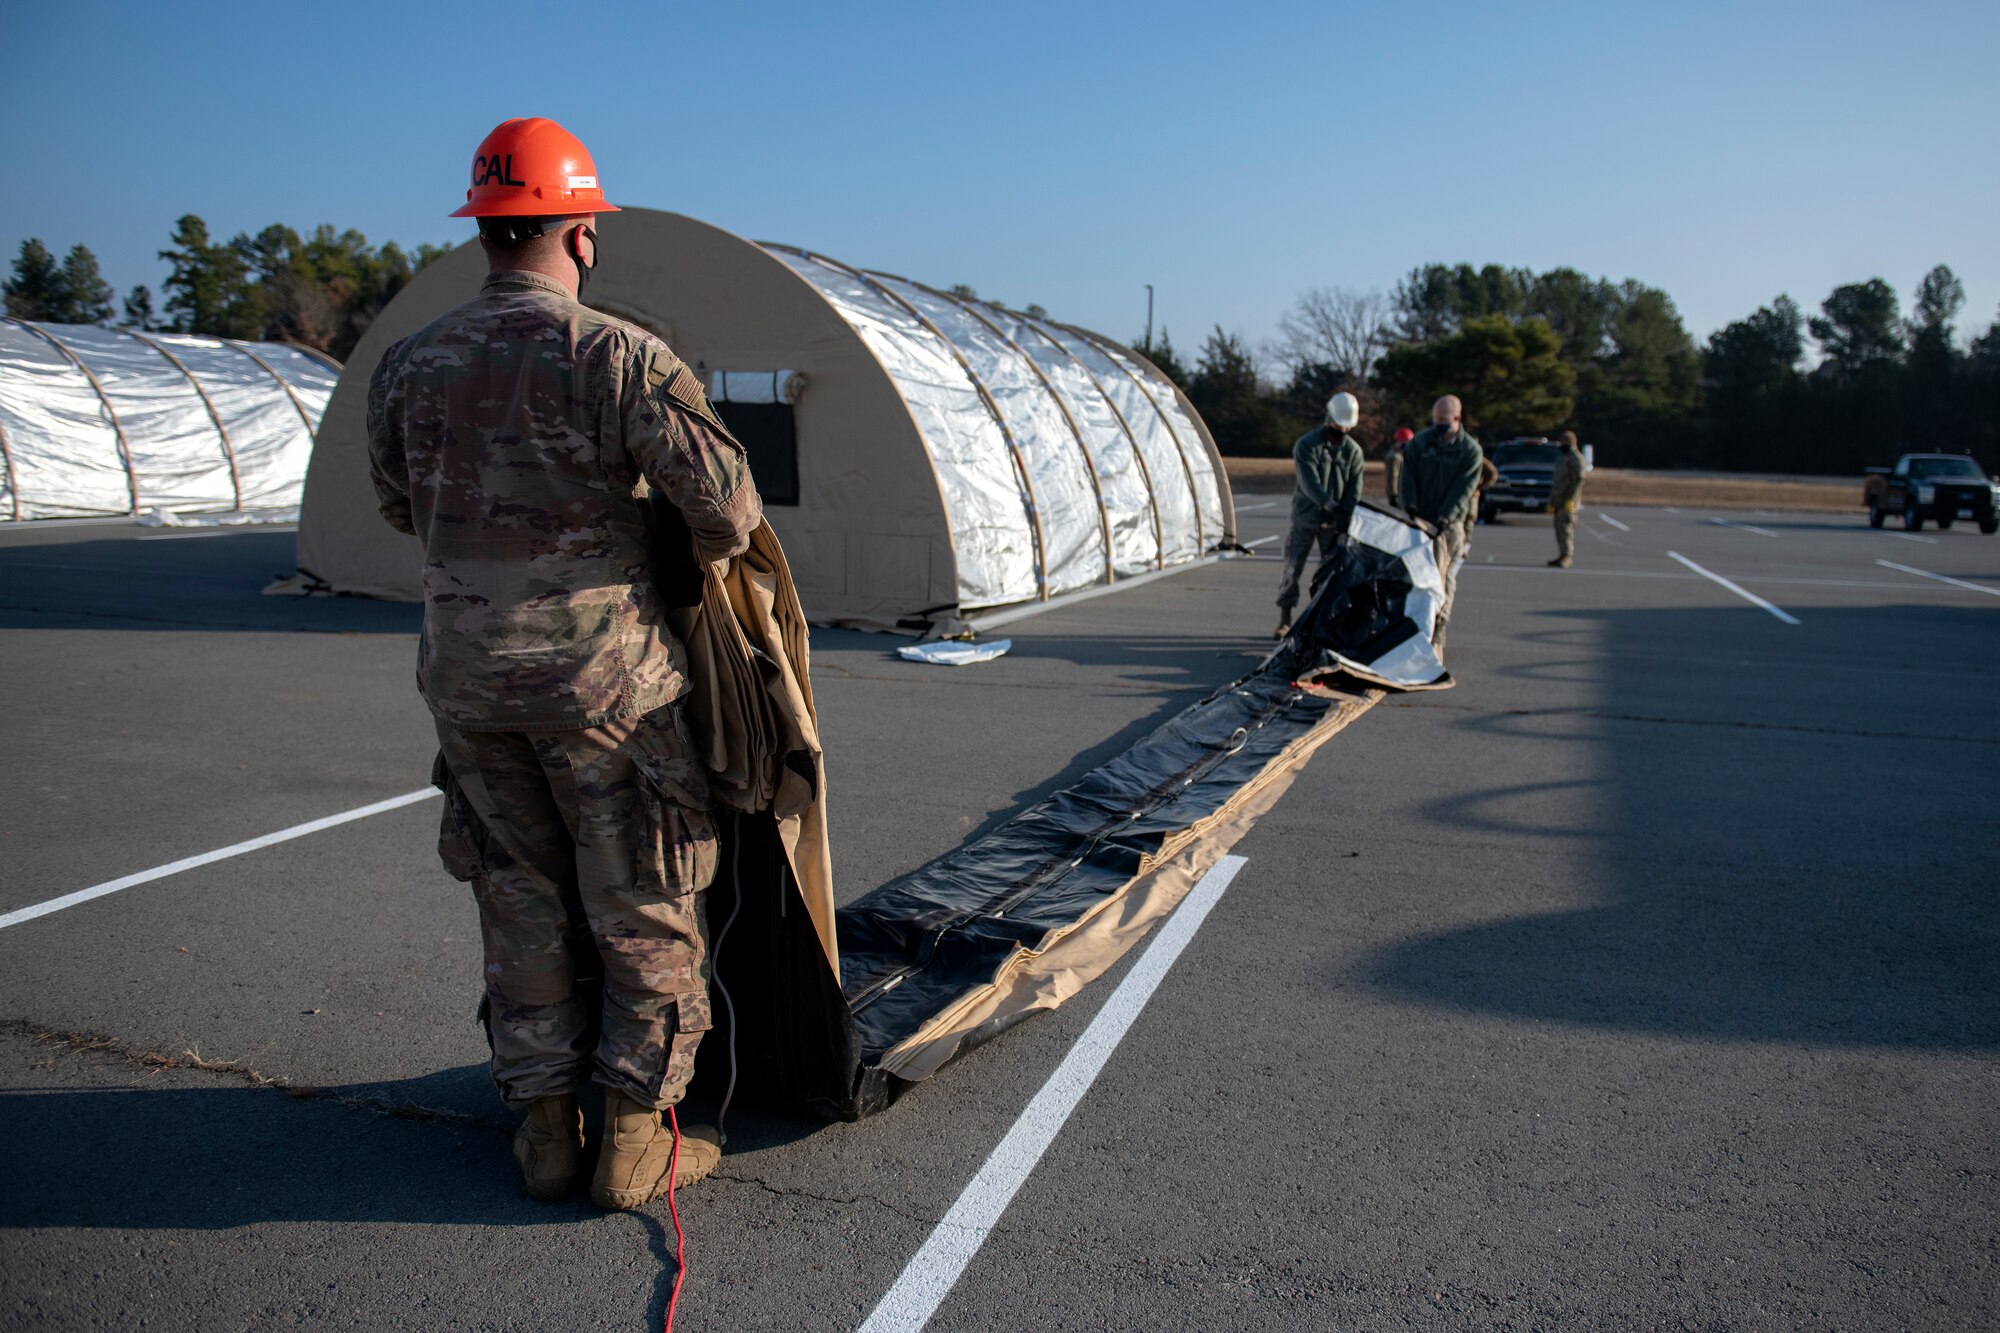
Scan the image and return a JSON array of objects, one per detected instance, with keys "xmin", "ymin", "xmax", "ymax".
[{"xmin": 5, "ymin": 0, "xmax": 1996, "ymax": 363}]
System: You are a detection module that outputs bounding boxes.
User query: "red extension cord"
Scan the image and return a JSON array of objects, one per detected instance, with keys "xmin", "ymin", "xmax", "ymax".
[{"xmin": 664, "ymin": 1107, "xmax": 686, "ymax": 1333}]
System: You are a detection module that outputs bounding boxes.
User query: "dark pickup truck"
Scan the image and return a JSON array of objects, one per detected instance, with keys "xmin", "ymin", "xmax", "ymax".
[
  {"xmin": 1863, "ymin": 453, "xmax": 1999, "ymax": 533},
  {"xmin": 1479, "ymin": 438, "xmax": 1562, "ymax": 523}
]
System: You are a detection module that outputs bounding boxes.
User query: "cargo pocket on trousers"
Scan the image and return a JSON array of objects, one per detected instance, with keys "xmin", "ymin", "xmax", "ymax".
[
  {"xmin": 635, "ymin": 774, "xmax": 719, "ymax": 897},
  {"xmin": 655, "ymin": 989, "xmax": 713, "ymax": 1101},
  {"xmin": 431, "ymin": 750, "xmax": 485, "ymax": 883},
  {"xmin": 631, "ymin": 710, "xmax": 719, "ymax": 897}
]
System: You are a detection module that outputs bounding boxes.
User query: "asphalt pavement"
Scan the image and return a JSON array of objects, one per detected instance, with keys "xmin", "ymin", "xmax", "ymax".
[{"xmin": 1, "ymin": 496, "xmax": 1995, "ymax": 1331}]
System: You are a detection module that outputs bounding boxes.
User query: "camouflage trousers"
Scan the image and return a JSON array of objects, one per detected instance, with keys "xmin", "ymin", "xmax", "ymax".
[
  {"xmin": 1433, "ymin": 520, "xmax": 1467, "ymax": 650},
  {"xmin": 1553, "ymin": 502, "xmax": 1578, "ymax": 560},
  {"xmin": 431, "ymin": 704, "xmax": 719, "ymax": 1111},
  {"xmin": 1275, "ymin": 520, "xmax": 1345, "ymax": 615}
]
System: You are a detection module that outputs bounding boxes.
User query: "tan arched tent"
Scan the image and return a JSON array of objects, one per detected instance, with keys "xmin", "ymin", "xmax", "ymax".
[{"xmin": 291, "ymin": 208, "xmax": 1232, "ymax": 627}]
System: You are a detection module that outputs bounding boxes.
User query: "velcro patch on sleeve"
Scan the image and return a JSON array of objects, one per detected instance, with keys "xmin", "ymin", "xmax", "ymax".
[{"xmin": 649, "ymin": 347, "xmax": 725, "ymax": 430}]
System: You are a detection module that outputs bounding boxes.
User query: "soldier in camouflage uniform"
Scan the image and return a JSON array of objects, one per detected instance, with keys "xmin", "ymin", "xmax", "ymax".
[
  {"xmin": 368, "ymin": 118, "xmax": 760, "ymax": 1210},
  {"xmin": 1548, "ymin": 430, "xmax": 1586, "ymax": 567},
  {"xmin": 1384, "ymin": 427, "xmax": 1412, "ymax": 507},
  {"xmin": 1398, "ymin": 394, "xmax": 1484, "ymax": 654}
]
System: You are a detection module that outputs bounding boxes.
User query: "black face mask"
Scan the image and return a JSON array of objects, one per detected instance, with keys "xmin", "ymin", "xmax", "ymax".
[{"xmin": 570, "ymin": 225, "xmax": 599, "ymax": 298}]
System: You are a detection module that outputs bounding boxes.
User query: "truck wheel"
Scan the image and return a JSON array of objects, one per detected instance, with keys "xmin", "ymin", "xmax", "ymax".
[
  {"xmin": 1904, "ymin": 504, "xmax": 1924, "ymax": 532},
  {"xmin": 1980, "ymin": 517, "xmax": 1998, "ymax": 534},
  {"xmin": 1938, "ymin": 517, "xmax": 1954, "ymax": 530},
  {"xmin": 1868, "ymin": 502, "xmax": 1885, "ymax": 528}
]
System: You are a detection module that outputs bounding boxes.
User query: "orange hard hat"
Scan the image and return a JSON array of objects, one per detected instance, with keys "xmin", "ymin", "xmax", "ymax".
[{"xmin": 450, "ymin": 117, "xmax": 621, "ymax": 218}]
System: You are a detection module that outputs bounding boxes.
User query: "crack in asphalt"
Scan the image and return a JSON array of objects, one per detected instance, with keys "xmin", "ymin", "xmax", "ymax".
[
  {"xmin": 3, "ymin": 1019, "xmax": 500, "ymax": 1130},
  {"xmin": 709, "ymin": 1169, "xmax": 935, "ymax": 1225}
]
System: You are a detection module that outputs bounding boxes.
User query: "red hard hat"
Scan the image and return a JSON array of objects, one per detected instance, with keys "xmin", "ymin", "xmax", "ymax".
[
  {"xmin": 1394, "ymin": 427, "xmax": 1414, "ymax": 442},
  {"xmin": 450, "ymin": 117, "xmax": 621, "ymax": 218}
]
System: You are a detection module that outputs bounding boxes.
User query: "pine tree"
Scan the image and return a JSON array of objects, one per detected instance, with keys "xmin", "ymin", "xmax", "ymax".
[
  {"xmin": 160, "ymin": 215, "xmax": 256, "ymax": 336},
  {"xmin": 1188, "ymin": 327, "xmax": 1292, "ymax": 456},
  {"xmin": 124, "ymin": 285, "xmax": 156, "ymax": 330},
  {"xmin": 3, "ymin": 239, "xmax": 64, "ymax": 320},
  {"xmin": 58, "ymin": 245, "xmax": 116, "ymax": 323}
]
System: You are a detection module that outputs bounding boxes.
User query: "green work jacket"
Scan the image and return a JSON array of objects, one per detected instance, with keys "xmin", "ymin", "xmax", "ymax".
[
  {"xmin": 1290, "ymin": 426, "xmax": 1365, "ymax": 530},
  {"xmin": 1398, "ymin": 425, "xmax": 1485, "ymax": 526}
]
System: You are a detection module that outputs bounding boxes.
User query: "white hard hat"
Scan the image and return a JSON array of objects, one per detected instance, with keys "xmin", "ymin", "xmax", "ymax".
[{"xmin": 1325, "ymin": 391, "xmax": 1360, "ymax": 429}]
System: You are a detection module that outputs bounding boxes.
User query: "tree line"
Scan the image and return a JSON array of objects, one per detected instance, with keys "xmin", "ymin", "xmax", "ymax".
[
  {"xmin": 4, "ymin": 219, "xmax": 454, "ymax": 363},
  {"xmin": 1139, "ymin": 262, "xmax": 2000, "ymax": 476}
]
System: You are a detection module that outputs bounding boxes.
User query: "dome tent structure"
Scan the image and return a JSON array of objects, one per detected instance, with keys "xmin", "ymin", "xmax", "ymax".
[
  {"xmin": 291, "ymin": 209, "xmax": 1232, "ymax": 627},
  {"xmin": 0, "ymin": 319, "xmax": 337, "ymax": 521}
]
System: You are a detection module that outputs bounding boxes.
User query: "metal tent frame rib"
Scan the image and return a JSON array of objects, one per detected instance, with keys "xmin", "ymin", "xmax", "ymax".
[
  {"xmin": 0, "ymin": 320, "xmax": 335, "ymax": 522},
  {"xmin": 221, "ymin": 339, "xmax": 318, "ymax": 438},
  {"xmin": 4, "ymin": 317, "xmax": 141, "ymax": 515},
  {"xmin": 1011, "ymin": 313, "xmax": 1168, "ymax": 570},
  {"xmin": 746, "ymin": 238, "xmax": 1226, "ymax": 615},
  {"xmin": 913, "ymin": 281, "xmax": 1116, "ymax": 587},
  {"xmin": 1057, "ymin": 321, "xmax": 1208, "ymax": 553},
  {"xmin": 0, "ymin": 416, "xmax": 19, "ymax": 521},
  {"xmin": 124, "ymin": 328, "xmax": 244, "ymax": 511},
  {"xmin": 845, "ymin": 263, "xmax": 1053, "ymax": 602}
]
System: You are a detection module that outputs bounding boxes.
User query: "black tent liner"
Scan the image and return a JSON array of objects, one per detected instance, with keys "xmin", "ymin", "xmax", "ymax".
[{"xmin": 697, "ymin": 513, "xmax": 1449, "ymax": 1121}]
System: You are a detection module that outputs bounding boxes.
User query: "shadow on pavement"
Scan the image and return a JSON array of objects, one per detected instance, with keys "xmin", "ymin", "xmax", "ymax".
[
  {"xmin": 0, "ymin": 533, "xmax": 420, "ymax": 634},
  {"xmin": 1358, "ymin": 602, "xmax": 2000, "ymax": 1050},
  {"xmin": 0, "ymin": 1060, "xmax": 828, "ymax": 1233}
]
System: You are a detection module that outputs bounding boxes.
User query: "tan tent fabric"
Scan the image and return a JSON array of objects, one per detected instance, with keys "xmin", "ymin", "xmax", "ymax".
[
  {"xmin": 672, "ymin": 520, "xmax": 836, "ymax": 974},
  {"xmin": 874, "ymin": 684, "xmax": 1382, "ymax": 1083},
  {"xmin": 288, "ymin": 209, "xmax": 1232, "ymax": 629}
]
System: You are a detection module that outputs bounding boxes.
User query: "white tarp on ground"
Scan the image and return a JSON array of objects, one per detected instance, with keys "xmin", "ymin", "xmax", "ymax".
[{"xmin": 0, "ymin": 320, "xmax": 337, "ymax": 522}]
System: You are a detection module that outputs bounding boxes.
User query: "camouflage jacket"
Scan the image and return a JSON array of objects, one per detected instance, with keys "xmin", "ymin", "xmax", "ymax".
[
  {"xmin": 368, "ymin": 270, "xmax": 761, "ymax": 732},
  {"xmin": 1550, "ymin": 447, "xmax": 1586, "ymax": 508},
  {"xmin": 1289, "ymin": 426, "xmax": 1365, "ymax": 529},
  {"xmin": 1398, "ymin": 425, "xmax": 1485, "ymax": 526}
]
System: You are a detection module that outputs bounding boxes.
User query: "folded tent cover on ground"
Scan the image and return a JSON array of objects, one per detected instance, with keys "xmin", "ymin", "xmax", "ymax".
[
  {"xmin": 0, "ymin": 319, "xmax": 337, "ymax": 521},
  {"xmin": 291, "ymin": 209, "xmax": 1233, "ymax": 628}
]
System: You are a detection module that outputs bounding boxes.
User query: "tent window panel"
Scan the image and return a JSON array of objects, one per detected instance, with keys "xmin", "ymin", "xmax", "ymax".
[{"xmin": 717, "ymin": 402, "xmax": 799, "ymax": 506}]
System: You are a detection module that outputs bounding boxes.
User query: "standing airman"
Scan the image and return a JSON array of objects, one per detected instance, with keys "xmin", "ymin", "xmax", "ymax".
[
  {"xmin": 368, "ymin": 117, "xmax": 761, "ymax": 1209},
  {"xmin": 1549, "ymin": 430, "xmax": 1586, "ymax": 567},
  {"xmin": 1274, "ymin": 391, "xmax": 1366, "ymax": 638}
]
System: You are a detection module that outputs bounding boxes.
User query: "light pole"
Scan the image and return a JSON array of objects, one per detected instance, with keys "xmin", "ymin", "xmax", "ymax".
[{"xmin": 1144, "ymin": 284, "xmax": 1154, "ymax": 348}]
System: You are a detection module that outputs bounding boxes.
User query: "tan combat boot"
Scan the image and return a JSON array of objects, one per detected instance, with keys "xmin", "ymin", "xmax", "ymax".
[
  {"xmin": 512, "ymin": 1092, "xmax": 586, "ymax": 1201},
  {"xmin": 591, "ymin": 1089, "xmax": 723, "ymax": 1210}
]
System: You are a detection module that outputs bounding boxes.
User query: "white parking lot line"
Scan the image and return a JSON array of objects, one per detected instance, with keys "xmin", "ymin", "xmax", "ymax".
[
  {"xmin": 1666, "ymin": 551, "xmax": 1800, "ymax": 624},
  {"xmin": 0, "ymin": 789, "xmax": 440, "ymax": 931},
  {"xmin": 1596, "ymin": 513, "xmax": 1631, "ymax": 532},
  {"xmin": 1243, "ymin": 535, "xmax": 1279, "ymax": 549},
  {"xmin": 1876, "ymin": 559, "xmax": 2000, "ymax": 599},
  {"xmin": 1710, "ymin": 517, "xmax": 1777, "ymax": 537},
  {"xmin": 856, "ymin": 855, "xmax": 1249, "ymax": 1333},
  {"xmin": 1233, "ymin": 501, "xmax": 1279, "ymax": 513},
  {"xmin": 1884, "ymin": 531, "xmax": 1938, "ymax": 545}
]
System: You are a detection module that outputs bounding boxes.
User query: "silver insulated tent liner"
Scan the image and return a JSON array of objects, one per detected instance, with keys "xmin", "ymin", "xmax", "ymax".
[
  {"xmin": 0, "ymin": 319, "xmax": 337, "ymax": 521},
  {"xmin": 764, "ymin": 250, "xmax": 1227, "ymax": 611}
]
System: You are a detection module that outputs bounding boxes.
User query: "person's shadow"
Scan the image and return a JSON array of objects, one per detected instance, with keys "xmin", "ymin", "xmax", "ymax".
[{"xmin": 0, "ymin": 1058, "xmax": 826, "ymax": 1234}]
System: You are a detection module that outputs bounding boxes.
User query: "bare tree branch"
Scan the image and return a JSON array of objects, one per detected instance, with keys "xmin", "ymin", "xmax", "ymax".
[{"xmin": 1272, "ymin": 286, "xmax": 1393, "ymax": 380}]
